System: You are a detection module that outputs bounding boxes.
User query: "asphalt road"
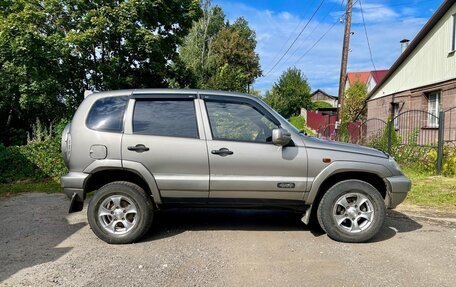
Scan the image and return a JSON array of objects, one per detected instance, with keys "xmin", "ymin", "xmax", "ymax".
[{"xmin": 1, "ymin": 193, "xmax": 455, "ymax": 287}]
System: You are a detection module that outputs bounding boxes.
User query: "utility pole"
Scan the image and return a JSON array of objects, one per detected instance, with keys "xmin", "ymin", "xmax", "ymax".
[{"xmin": 336, "ymin": 0, "xmax": 353, "ymax": 132}]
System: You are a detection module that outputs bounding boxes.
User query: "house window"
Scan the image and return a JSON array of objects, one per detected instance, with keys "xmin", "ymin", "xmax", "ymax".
[
  {"xmin": 427, "ymin": 91, "xmax": 440, "ymax": 128},
  {"xmin": 452, "ymin": 14, "xmax": 456, "ymax": 51},
  {"xmin": 392, "ymin": 103, "xmax": 399, "ymax": 129}
]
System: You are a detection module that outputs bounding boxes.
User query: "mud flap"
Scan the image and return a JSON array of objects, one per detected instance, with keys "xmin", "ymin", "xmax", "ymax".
[{"xmin": 69, "ymin": 193, "xmax": 84, "ymax": 213}]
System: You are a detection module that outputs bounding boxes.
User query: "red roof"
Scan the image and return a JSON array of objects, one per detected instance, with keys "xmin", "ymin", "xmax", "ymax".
[
  {"xmin": 347, "ymin": 71, "xmax": 370, "ymax": 85},
  {"xmin": 370, "ymin": 70, "xmax": 389, "ymax": 83}
]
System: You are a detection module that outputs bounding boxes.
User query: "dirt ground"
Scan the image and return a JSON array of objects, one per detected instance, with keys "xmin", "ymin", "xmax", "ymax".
[{"xmin": 1, "ymin": 193, "xmax": 455, "ymax": 287}]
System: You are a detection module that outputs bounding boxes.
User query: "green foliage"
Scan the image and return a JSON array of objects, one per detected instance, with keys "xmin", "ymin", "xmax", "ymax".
[
  {"xmin": 288, "ymin": 115, "xmax": 315, "ymax": 136},
  {"xmin": 288, "ymin": 116, "xmax": 306, "ymax": 131},
  {"xmin": 179, "ymin": 1, "xmax": 261, "ymax": 92},
  {"xmin": 343, "ymin": 80, "xmax": 367, "ymax": 122},
  {"xmin": 0, "ymin": 139, "xmax": 67, "ymax": 183},
  {"xmin": 311, "ymin": 101, "xmax": 333, "ymax": 110},
  {"xmin": 264, "ymin": 67, "xmax": 311, "ymax": 118},
  {"xmin": 438, "ymin": 147, "xmax": 456, "ymax": 177},
  {"xmin": 0, "ymin": 0, "xmax": 202, "ymax": 145},
  {"xmin": 0, "ymin": 180, "xmax": 60, "ymax": 196}
]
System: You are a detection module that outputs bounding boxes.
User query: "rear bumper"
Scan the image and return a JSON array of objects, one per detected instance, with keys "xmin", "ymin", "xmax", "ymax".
[
  {"xmin": 384, "ymin": 175, "xmax": 411, "ymax": 208},
  {"xmin": 61, "ymin": 172, "xmax": 90, "ymax": 200}
]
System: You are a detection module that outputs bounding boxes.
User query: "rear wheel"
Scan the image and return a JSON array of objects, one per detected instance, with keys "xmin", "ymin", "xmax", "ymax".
[
  {"xmin": 87, "ymin": 181, "xmax": 154, "ymax": 244},
  {"xmin": 317, "ymin": 180, "xmax": 385, "ymax": 243}
]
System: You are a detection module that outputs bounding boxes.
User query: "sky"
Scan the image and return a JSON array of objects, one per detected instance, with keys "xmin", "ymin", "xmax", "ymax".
[{"xmin": 213, "ymin": 0, "xmax": 442, "ymax": 96}]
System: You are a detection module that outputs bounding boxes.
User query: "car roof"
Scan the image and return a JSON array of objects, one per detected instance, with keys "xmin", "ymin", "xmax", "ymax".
[{"xmin": 88, "ymin": 88, "xmax": 259, "ymax": 101}]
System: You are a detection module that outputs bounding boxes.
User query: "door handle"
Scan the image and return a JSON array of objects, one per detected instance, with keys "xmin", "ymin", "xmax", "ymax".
[
  {"xmin": 127, "ymin": 144, "xmax": 150, "ymax": 152},
  {"xmin": 211, "ymin": 148, "xmax": 233, "ymax": 156}
]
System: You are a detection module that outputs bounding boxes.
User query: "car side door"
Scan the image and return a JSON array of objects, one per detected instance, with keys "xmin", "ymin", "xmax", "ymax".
[
  {"xmin": 122, "ymin": 94, "xmax": 209, "ymax": 203},
  {"xmin": 201, "ymin": 95, "xmax": 308, "ymax": 202}
]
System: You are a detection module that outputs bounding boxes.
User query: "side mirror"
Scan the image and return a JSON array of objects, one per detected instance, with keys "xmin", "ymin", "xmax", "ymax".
[{"xmin": 272, "ymin": 128, "xmax": 291, "ymax": 146}]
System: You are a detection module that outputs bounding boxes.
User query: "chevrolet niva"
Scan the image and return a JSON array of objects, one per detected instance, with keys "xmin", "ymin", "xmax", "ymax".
[{"xmin": 61, "ymin": 89, "xmax": 410, "ymax": 244}]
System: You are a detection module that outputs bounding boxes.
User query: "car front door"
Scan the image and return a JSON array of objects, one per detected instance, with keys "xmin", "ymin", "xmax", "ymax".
[
  {"xmin": 122, "ymin": 94, "xmax": 209, "ymax": 203},
  {"xmin": 201, "ymin": 95, "xmax": 308, "ymax": 202}
]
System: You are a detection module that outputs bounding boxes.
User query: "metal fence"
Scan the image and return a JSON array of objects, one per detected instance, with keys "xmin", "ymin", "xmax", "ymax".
[{"xmin": 322, "ymin": 108, "xmax": 456, "ymax": 175}]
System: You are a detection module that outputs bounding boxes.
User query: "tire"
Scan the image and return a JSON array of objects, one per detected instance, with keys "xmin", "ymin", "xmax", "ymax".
[
  {"xmin": 87, "ymin": 181, "xmax": 154, "ymax": 244},
  {"xmin": 317, "ymin": 179, "xmax": 386, "ymax": 243}
]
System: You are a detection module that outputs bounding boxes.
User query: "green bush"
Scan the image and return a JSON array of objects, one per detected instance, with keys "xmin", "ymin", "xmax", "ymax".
[
  {"xmin": 288, "ymin": 115, "xmax": 315, "ymax": 136},
  {"xmin": 0, "ymin": 139, "xmax": 67, "ymax": 183},
  {"xmin": 312, "ymin": 101, "xmax": 332, "ymax": 110}
]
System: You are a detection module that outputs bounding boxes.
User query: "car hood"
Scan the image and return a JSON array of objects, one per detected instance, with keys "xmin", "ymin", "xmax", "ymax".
[{"xmin": 301, "ymin": 136, "xmax": 388, "ymax": 159}]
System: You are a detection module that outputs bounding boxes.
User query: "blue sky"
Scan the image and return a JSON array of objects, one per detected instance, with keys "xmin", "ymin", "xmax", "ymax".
[{"xmin": 213, "ymin": 0, "xmax": 442, "ymax": 96}]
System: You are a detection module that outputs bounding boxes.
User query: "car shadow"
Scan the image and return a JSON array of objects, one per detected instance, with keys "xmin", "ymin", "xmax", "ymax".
[
  {"xmin": 369, "ymin": 209, "xmax": 423, "ymax": 243},
  {"xmin": 142, "ymin": 208, "xmax": 423, "ymax": 243},
  {"xmin": 0, "ymin": 194, "xmax": 86, "ymax": 283}
]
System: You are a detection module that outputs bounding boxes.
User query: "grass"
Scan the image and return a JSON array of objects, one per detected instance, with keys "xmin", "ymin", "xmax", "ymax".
[
  {"xmin": 0, "ymin": 179, "xmax": 60, "ymax": 197},
  {"xmin": 402, "ymin": 166, "xmax": 456, "ymax": 210}
]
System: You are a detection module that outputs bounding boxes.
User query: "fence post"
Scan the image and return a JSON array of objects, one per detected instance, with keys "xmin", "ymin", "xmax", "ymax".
[
  {"xmin": 387, "ymin": 120, "xmax": 393, "ymax": 155},
  {"xmin": 437, "ymin": 111, "xmax": 445, "ymax": 175}
]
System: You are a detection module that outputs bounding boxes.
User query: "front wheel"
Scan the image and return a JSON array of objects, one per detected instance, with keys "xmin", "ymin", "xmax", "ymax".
[
  {"xmin": 317, "ymin": 180, "xmax": 386, "ymax": 243},
  {"xmin": 87, "ymin": 181, "xmax": 154, "ymax": 244}
]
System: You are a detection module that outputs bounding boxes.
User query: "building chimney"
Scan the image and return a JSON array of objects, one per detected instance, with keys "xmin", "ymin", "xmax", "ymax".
[{"xmin": 400, "ymin": 39, "xmax": 410, "ymax": 53}]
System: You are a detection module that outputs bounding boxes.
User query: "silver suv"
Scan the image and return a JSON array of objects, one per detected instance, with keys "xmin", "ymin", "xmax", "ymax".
[{"xmin": 61, "ymin": 89, "xmax": 410, "ymax": 244}]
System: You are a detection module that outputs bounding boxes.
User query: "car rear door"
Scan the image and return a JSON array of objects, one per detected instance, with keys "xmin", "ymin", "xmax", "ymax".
[
  {"xmin": 122, "ymin": 93, "xmax": 209, "ymax": 203},
  {"xmin": 201, "ymin": 94, "xmax": 308, "ymax": 202}
]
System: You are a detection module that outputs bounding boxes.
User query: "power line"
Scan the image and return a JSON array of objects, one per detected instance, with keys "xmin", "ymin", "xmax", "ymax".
[
  {"xmin": 264, "ymin": 0, "xmax": 318, "ymax": 73},
  {"xmin": 290, "ymin": 0, "xmax": 360, "ymax": 68},
  {"xmin": 275, "ymin": 0, "xmax": 341, "ymax": 74},
  {"xmin": 263, "ymin": 0, "xmax": 326, "ymax": 77},
  {"xmin": 359, "ymin": 0, "xmax": 376, "ymax": 70}
]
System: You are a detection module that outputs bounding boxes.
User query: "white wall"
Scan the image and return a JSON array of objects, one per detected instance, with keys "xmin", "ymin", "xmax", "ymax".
[{"xmin": 371, "ymin": 3, "xmax": 456, "ymax": 99}]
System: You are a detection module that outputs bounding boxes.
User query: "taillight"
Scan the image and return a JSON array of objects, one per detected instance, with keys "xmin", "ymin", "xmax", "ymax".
[{"xmin": 61, "ymin": 124, "xmax": 71, "ymax": 166}]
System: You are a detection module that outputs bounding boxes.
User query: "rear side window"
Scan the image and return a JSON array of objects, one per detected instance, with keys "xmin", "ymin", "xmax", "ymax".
[
  {"xmin": 86, "ymin": 96, "xmax": 129, "ymax": 132},
  {"xmin": 133, "ymin": 99, "xmax": 198, "ymax": 138}
]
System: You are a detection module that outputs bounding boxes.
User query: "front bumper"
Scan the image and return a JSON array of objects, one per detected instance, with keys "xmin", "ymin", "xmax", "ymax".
[
  {"xmin": 61, "ymin": 172, "xmax": 90, "ymax": 212},
  {"xmin": 384, "ymin": 175, "xmax": 412, "ymax": 208}
]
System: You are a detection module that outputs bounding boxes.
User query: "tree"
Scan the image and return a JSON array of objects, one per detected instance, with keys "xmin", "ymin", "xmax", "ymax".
[
  {"xmin": 179, "ymin": 1, "xmax": 226, "ymax": 87},
  {"xmin": 179, "ymin": 2, "xmax": 261, "ymax": 93},
  {"xmin": 208, "ymin": 17, "xmax": 261, "ymax": 92},
  {"xmin": 0, "ymin": 0, "xmax": 201, "ymax": 145},
  {"xmin": 264, "ymin": 67, "xmax": 312, "ymax": 118},
  {"xmin": 343, "ymin": 80, "xmax": 367, "ymax": 122}
]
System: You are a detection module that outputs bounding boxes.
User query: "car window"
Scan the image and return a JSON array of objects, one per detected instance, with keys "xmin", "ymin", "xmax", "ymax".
[
  {"xmin": 133, "ymin": 99, "xmax": 198, "ymax": 138},
  {"xmin": 86, "ymin": 96, "xmax": 129, "ymax": 132},
  {"xmin": 205, "ymin": 100, "xmax": 279, "ymax": 143}
]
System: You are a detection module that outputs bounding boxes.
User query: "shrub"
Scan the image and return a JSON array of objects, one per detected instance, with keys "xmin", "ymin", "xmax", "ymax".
[
  {"xmin": 0, "ymin": 139, "xmax": 67, "ymax": 183},
  {"xmin": 288, "ymin": 115, "xmax": 315, "ymax": 136}
]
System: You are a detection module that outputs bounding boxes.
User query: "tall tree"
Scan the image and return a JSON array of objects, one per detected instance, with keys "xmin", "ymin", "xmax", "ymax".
[
  {"xmin": 0, "ymin": 0, "xmax": 201, "ymax": 145},
  {"xmin": 179, "ymin": 1, "xmax": 225, "ymax": 87},
  {"xmin": 343, "ymin": 80, "xmax": 367, "ymax": 122},
  {"xmin": 265, "ymin": 67, "xmax": 311, "ymax": 118},
  {"xmin": 208, "ymin": 17, "xmax": 261, "ymax": 92}
]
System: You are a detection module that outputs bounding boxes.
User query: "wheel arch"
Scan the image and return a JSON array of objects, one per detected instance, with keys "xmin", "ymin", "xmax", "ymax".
[
  {"xmin": 302, "ymin": 161, "xmax": 389, "ymax": 225},
  {"xmin": 84, "ymin": 161, "xmax": 162, "ymax": 204}
]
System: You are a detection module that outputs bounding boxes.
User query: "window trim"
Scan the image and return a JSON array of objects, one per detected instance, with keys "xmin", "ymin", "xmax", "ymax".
[
  {"xmin": 392, "ymin": 102, "xmax": 400, "ymax": 130},
  {"xmin": 85, "ymin": 96, "xmax": 129, "ymax": 133},
  {"xmin": 427, "ymin": 91, "xmax": 440, "ymax": 128},
  {"xmin": 203, "ymin": 97, "xmax": 280, "ymax": 144},
  {"xmin": 452, "ymin": 13, "xmax": 456, "ymax": 52},
  {"xmin": 132, "ymin": 98, "xmax": 200, "ymax": 139}
]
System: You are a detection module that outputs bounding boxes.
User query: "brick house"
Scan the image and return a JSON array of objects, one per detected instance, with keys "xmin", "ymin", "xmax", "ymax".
[{"xmin": 366, "ymin": 0, "xmax": 456, "ymax": 144}]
